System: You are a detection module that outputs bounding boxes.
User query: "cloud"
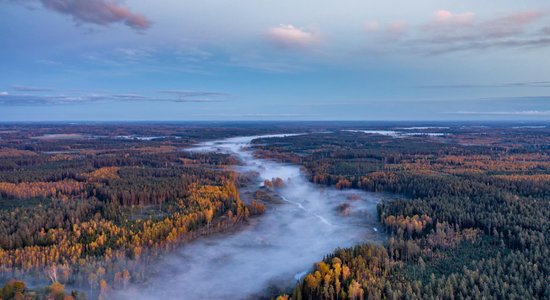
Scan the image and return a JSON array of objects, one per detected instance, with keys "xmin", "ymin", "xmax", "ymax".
[
  {"xmin": 110, "ymin": 93, "xmax": 150, "ymax": 100},
  {"xmin": 426, "ymin": 10, "xmax": 549, "ymax": 53},
  {"xmin": 364, "ymin": 21, "xmax": 380, "ymax": 33},
  {"xmin": 426, "ymin": 37, "xmax": 550, "ymax": 55},
  {"xmin": 174, "ymin": 44, "xmax": 213, "ymax": 63},
  {"xmin": 266, "ymin": 24, "xmax": 320, "ymax": 49},
  {"xmin": 365, "ymin": 9, "xmax": 550, "ymax": 54},
  {"xmin": 115, "ymin": 47, "xmax": 153, "ymax": 61},
  {"xmin": 0, "ymin": 89, "xmax": 229, "ymax": 105},
  {"xmin": 433, "ymin": 10, "xmax": 475, "ymax": 25},
  {"xmin": 387, "ymin": 21, "xmax": 407, "ymax": 35},
  {"xmin": 40, "ymin": 0, "xmax": 150, "ymax": 31},
  {"xmin": 419, "ymin": 81, "xmax": 550, "ymax": 89},
  {"xmin": 11, "ymin": 85, "xmax": 54, "ymax": 92},
  {"xmin": 226, "ymin": 51, "xmax": 308, "ymax": 73},
  {"xmin": 481, "ymin": 10, "xmax": 543, "ymax": 38},
  {"xmin": 424, "ymin": 10, "xmax": 545, "ymax": 43},
  {"xmin": 158, "ymin": 90, "xmax": 229, "ymax": 102},
  {"xmin": 451, "ymin": 110, "xmax": 550, "ymax": 116},
  {"xmin": 193, "ymin": 113, "xmax": 318, "ymax": 118}
]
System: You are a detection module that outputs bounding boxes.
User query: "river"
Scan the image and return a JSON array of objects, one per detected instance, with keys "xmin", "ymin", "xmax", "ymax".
[{"xmin": 116, "ymin": 134, "xmax": 385, "ymax": 299}]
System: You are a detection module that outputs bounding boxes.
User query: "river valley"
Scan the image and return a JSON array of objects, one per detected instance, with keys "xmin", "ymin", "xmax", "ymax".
[{"xmin": 116, "ymin": 134, "xmax": 386, "ymax": 299}]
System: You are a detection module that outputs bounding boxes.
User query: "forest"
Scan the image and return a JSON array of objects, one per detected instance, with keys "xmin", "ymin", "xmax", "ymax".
[
  {"xmin": 251, "ymin": 126, "xmax": 549, "ymax": 299},
  {"xmin": 0, "ymin": 123, "xmax": 291, "ymax": 299},
  {"xmin": 0, "ymin": 123, "xmax": 548, "ymax": 299}
]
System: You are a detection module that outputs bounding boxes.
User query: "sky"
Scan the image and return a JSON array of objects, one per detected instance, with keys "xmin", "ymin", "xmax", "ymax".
[{"xmin": 1, "ymin": 0, "xmax": 550, "ymax": 121}]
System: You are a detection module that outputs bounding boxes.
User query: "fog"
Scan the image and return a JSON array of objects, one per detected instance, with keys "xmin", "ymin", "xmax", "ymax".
[
  {"xmin": 343, "ymin": 129, "xmax": 446, "ymax": 137},
  {"xmin": 115, "ymin": 134, "xmax": 385, "ymax": 299}
]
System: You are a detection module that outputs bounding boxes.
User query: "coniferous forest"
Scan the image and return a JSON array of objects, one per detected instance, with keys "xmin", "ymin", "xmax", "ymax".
[
  {"xmin": 252, "ymin": 127, "xmax": 549, "ymax": 300},
  {"xmin": 0, "ymin": 123, "xmax": 548, "ymax": 299}
]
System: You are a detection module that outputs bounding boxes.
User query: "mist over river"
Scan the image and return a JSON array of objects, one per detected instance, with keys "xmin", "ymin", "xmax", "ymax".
[{"xmin": 116, "ymin": 134, "xmax": 385, "ymax": 299}]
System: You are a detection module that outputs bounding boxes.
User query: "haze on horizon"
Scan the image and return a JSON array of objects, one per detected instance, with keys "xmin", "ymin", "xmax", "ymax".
[{"xmin": 1, "ymin": 0, "xmax": 549, "ymax": 121}]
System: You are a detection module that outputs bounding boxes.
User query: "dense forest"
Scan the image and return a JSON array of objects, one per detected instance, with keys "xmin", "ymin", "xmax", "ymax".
[
  {"xmin": 0, "ymin": 124, "xmax": 293, "ymax": 299},
  {"xmin": 251, "ymin": 126, "xmax": 550, "ymax": 299},
  {"xmin": 0, "ymin": 123, "xmax": 548, "ymax": 299}
]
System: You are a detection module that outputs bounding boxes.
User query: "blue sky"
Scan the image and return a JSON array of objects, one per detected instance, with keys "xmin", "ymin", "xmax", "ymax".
[{"xmin": 1, "ymin": 0, "xmax": 549, "ymax": 121}]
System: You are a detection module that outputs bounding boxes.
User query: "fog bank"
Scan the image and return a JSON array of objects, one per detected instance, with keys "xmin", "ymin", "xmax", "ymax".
[{"xmin": 116, "ymin": 134, "xmax": 385, "ymax": 299}]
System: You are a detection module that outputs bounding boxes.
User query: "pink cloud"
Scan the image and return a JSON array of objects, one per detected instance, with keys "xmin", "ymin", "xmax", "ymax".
[
  {"xmin": 266, "ymin": 24, "xmax": 320, "ymax": 49},
  {"xmin": 434, "ymin": 10, "xmax": 475, "ymax": 25},
  {"xmin": 422, "ymin": 9, "xmax": 549, "ymax": 53},
  {"xmin": 386, "ymin": 21, "xmax": 407, "ymax": 36},
  {"xmin": 361, "ymin": 8, "xmax": 550, "ymax": 54},
  {"xmin": 41, "ymin": 0, "xmax": 151, "ymax": 30},
  {"xmin": 493, "ymin": 10, "xmax": 544, "ymax": 25},
  {"xmin": 364, "ymin": 21, "xmax": 380, "ymax": 33},
  {"xmin": 481, "ymin": 10, "xmax": 545, "ymax": 38}
]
